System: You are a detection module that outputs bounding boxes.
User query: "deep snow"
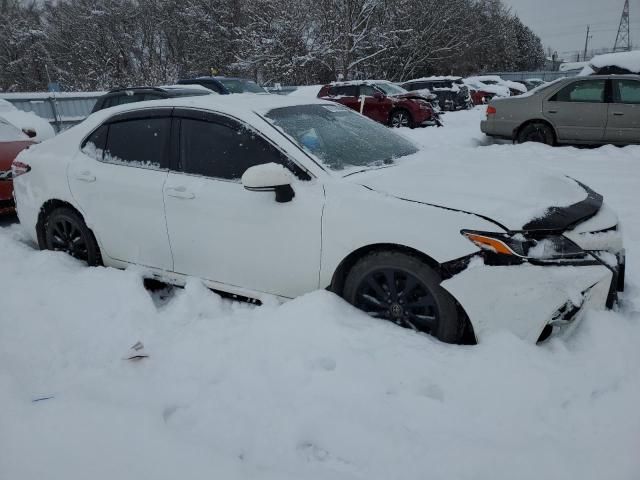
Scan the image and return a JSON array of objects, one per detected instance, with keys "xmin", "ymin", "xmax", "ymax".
[{"xmin": 1, "ymin": 107, "xmax": 639, "ymax": 479}]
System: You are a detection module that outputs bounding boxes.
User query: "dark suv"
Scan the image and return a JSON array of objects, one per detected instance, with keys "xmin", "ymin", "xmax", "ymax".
[
  {"xmin": 400, "ymin": 77, "xmax": 472, "ymax": 111},
  {"xmin": 177, "ymin": 76, "xmax": 267, "ymax": 94},
  {"xmin": 91, "ymin": 86, "xmax": 210, "ymax": 113},
  {"xmin": 318, "ymin": 81, "xmax": 441, "ymax": 128}
]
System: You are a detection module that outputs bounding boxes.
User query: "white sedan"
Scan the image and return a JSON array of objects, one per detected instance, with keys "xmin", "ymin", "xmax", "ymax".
[{"xmin": 13, "ymin": 95, "xmax": 625, "ymax": 344}]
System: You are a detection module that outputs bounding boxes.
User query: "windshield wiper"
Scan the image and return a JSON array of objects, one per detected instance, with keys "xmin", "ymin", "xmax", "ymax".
[{"xmin": 343, "ymin": 163, "xmax": 395, "ymax": 177}]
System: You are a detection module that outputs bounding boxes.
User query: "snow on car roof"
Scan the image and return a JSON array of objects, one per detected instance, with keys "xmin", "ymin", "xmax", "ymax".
[
  {"xmin": 403, "ymin": 76, "xmax": 462, "ymax": 83},
  {"xmin": 328, "ymin": 79, "xmax": 394, "ymax": 86},
  {"xmin": 581, "ymin": 50, "xmax": 640, "ymax": 75}
]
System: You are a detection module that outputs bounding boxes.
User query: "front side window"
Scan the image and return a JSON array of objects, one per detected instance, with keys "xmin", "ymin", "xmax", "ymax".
[
  {"xmin": 373, "ymin": 82, "xmax": 407, "ymax": 96},
  {"xmin": 103, "ymin": 117, "xmax": 170, "ymax": 168},
  {"xmin": 265, "ymin": 104, "xmax": 418, "ymax": 173},
  {"xmin": 551, "ymin": 80, "xmax": 606, "ymax": 103},
  {"xmin": 614, "ymin": 80, "xmax": 640, "ymax": 104},
  {"xmin": 178, "ymin": 118, "xmax": 302, "ymax": 181}
]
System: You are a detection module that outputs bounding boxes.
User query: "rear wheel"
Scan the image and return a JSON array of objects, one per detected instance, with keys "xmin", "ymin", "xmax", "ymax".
[
  {"xmin": 389, "ymin": 109, "xmax": 413, "ymax": 128},
  {"xmin": 342, "ymin": 251, "xmax": 463, "ymax": 343},
  {"xmin": 517, "ymin": 122, "xmax": 555, "ymax": 145},
  {"xmin": 44, "ymin": 207, "xmax": 102, "ymax": 266}
]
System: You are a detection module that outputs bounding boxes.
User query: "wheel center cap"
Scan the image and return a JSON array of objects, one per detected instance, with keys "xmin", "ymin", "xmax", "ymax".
[{"xmin": 389, "ymin": 303, "xmax": 404, "ymax": 318}]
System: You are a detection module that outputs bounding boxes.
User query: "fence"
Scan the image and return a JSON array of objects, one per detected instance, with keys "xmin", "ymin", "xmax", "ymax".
[{"xmin": 0, "ymin": 92, "xmax": 103, "ymax": 132}]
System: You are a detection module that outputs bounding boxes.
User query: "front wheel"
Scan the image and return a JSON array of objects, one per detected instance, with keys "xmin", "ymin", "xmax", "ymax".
[
  {"xmin": 342, "ymin": 251, "xmax": 464, "ymax": 343},
  {"xmin": 389, "ymin": 109, "xmax": 413, "ymax": 128},
  {"xmin": 44, "ymin": 207, "xmax": 102, "ymax": 266}
]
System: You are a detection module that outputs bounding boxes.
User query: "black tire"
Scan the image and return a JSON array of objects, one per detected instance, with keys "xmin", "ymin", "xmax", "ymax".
[
  {"xmin": 389, "ymin": 109, "xmax": 414, "ymax": 128},
  {"xmin": 517, "ymin": 122, "xmax": 555, "ymax": 145},
  {"xmin": 43, "ymin": 207, "xmax": 102, "ymax": 266},
  {"xmin": 342, "ymin": 251, "xmax": 463, "ymax": 343}
]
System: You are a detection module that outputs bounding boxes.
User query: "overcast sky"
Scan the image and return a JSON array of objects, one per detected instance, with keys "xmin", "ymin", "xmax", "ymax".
[{"xmin": 503, "ymin": 0, "xmax": 639, "ymax": 59}]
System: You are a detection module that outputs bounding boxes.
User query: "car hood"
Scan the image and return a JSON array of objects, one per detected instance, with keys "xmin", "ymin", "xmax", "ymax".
[{"xmin": 345, "ymin": 156, "xmax": 600, "ymax": 232}]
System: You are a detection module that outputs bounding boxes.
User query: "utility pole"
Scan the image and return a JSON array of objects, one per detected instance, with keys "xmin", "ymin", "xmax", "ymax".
[
  {"xmin": 614, "ymin": 0, "xmax": 631, "ymax": 52},
  {"xmin": 583, "ymin": 25, "xmax": 591, "ymax": 61}
]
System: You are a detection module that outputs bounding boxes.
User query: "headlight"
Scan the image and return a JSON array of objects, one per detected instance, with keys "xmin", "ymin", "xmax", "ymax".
[{"xmin": 461, "ymin": 230, "xmax": 586, "ymax": 261}]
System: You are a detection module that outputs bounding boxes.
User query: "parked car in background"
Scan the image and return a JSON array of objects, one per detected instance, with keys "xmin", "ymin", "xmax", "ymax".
[
  {"xmin": 0, "ymin": 119, "xmax": 35, "ymax": 214},
  {"xmin": 481, "ymin": 75, "xmax": 640, "ymax": 146},
  {"xmin": 580, "ymin": 50, "xmax": 640, "ymax": 76},
  {"xmin": 91, "ymin": 86, "xmax": 212, "ymax": 113},
  {"xmin": 178, "ymin": 76, "xmax": 268, "ymax": 94},
  {"xmin": 0, "ymin": 99, "xmax": 55, "ymax": 142},
  {"xmin": 521, "ymin": 78, "xmax": 547, "ymax": 91},
  {"xmin": 318, "ymin": 81, "xmax": 441, "ymax": 128},
  {"xmin": 13, "ymin": 94, "xmax": 624, "ymax": 345},
  {"xmin": 466, "ymin": 76, "xmax": 527, "ymax": 96},
  {"xmin": 464, "ymin": 82, "xmax": 497, "ymax": 105},
  {"xmin": 400, "ymin": 76, "xmax": 472, "ymax": 111}
]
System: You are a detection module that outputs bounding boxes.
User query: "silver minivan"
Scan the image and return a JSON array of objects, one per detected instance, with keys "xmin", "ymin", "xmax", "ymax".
[{"xmin": 481, "ymin": 75, "xmax": 640, "ymax": 146}]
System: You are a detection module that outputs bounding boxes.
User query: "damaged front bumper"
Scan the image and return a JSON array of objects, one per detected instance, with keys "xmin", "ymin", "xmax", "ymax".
[{"xmin": 441, "ymin": 259, "xmax": 621, "ymax": 344}]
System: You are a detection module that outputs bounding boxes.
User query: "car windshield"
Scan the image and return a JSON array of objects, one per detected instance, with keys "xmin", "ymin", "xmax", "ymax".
[
  {"xmin": 265, "ymin": 104, "xmax": 418, "ymax": 173},
  {"xmin": 374, "ymin": 82, "xmax": 408, "ymax": 96},
  {"xmin": 219, "ymin": 79, "xmax": 266, "ymax": 94}
]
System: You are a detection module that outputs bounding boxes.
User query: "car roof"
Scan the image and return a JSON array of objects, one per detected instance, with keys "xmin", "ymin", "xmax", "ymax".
[
  {"xmin": 88, "ymin": 92, "xmax": 333, "ymax": 125},
  {"xmin": 185, "ymin": 76, "xmax": 256, "ymax": 82},
  {"xmin": 403, "ymin": 76, "xmax": 462, "ymax": 83},
  {"xmin": 105, "ymin": 86, "xmax": 209, "ymax": 96},
  {"xmin": 325, "ymin": 80, "xmax": 394, "ymax": 87}
]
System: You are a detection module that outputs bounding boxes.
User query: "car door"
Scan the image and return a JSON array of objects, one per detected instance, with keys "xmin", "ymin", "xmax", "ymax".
[
  {"xmin": 605, "ymin": 78, "xmax": 640, "ymax": 144},
  {"xmin": 544, "ymin": 79, "xmax": 609, "ymax": 142},
  {"xmin": 68, "ymin": 109, "xmax": 174, "ymax": 270},
  {"xmin": 326, "ymin": 85, "xmax": 360, "ymax": 112},
  {"xmin": 359, "ymin": 85, "xmax": 390, "ymax": 123},
  {"xmin": 163, "ymin": 109, "xmax": 324, "ymax": 298}
]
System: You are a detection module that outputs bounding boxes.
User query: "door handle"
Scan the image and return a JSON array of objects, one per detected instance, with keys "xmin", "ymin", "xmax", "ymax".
[
  {"xmin": 547, "ymin": 110, "xmax": 557, "ymax": 114},
  {"xmin": 612, "ymin": 112, "xmax": 624, "ymax": 116},
  {"xmin": 75, "ymin": 171, "xmax": 96, "ymax": 182},
  {"xmin": 166, "ymin": 186, "xmax": 195, "ymax": 199}
]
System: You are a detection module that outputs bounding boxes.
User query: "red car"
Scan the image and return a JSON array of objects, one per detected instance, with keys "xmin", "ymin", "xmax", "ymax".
[
  {"xmin": 0, "ymin": 119, "xmax": 35, "ymax": 214},
  {"xmin": 318, "ymin": 81, "xmax": 441, "ymax": 128},
  {"xmin": 469, "ymin": 88, "xmax": 495, "ymax": 105}
]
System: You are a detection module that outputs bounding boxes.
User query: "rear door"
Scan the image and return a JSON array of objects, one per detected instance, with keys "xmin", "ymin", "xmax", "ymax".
[
  {"xmin": 544, "ymin": 79, "xmax": 609, "ymax": 142},
  {"xmin": 68, "ymin": 109, "xmax": 174, "ymax": 270},
  {"xmin": 605, "ymin": 78, "xmax": 640, "ymax": 144},
  {"xmin": 321, "ymin": 85, "xmax": 360, "ymax": 112}
]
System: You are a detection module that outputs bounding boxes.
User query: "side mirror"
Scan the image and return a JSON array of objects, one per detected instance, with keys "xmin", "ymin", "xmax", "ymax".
[
  {"xmin": 242, "ymin": 162, "xmax": 295, "ymax": 203},
  {"xmin": 373, "ymin": 91, "xmax": 384, "ymax": 101}
]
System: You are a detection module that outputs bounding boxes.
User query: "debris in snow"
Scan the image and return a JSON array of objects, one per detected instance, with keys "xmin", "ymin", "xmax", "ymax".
[{"xmin": 124, "ymin": 341, "xmax": 149, "ymax": 361}]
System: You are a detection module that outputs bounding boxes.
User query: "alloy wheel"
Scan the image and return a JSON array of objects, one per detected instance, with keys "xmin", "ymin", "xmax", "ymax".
[
  {"xmin": 354, "ymin": 268, "xmax": 440, "ymax": 334},
  {"xmin": 46, "ymin": 217, "xmax": 89, "ymax": 261},
  {"xmin": 391, "ymin": 111, "xmax": 410, "ymax": 128}
]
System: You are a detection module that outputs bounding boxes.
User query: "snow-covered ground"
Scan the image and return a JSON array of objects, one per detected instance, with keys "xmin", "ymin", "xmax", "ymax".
[{"xmin": 1, "ymin": 107, "xmax": 639, "ymax": 479}]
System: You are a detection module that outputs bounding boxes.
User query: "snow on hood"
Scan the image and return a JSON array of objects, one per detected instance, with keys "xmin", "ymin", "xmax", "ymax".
[{"xmin": 344, "ymin": 153, "xmax": 589, "ymax": 231}]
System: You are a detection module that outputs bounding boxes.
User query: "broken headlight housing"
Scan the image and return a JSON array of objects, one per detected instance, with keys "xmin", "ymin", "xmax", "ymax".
[{"xmin": 461, "ymin": 230, "xmax": 587, "ymax": 263}]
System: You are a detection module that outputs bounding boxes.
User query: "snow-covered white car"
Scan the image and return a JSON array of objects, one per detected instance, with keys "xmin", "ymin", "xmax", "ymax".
[
  {"xmin": 465, "ymin": 76, "xmax": 527, "ymax": 97},
  {"xmin": 13, "ymin": 95, "xmax": 625, "ymax": 344}
]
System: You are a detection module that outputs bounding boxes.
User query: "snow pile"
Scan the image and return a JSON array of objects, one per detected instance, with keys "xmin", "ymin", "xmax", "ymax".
[{"xmin": 1, "ymin": 108, "xmax": 640, "ymax": 479}]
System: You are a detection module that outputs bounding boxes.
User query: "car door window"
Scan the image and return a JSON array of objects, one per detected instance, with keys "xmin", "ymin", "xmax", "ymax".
[
  {"xmin": 614, "ymin": 80, "xmax": 640, "ymax": 104},
  {"xmin": 359, "ymin": 85, "xmax": 377, "ymax": 97},
  {"xmin": 179, "ymin": 118, "xmax": 307, "ymax": 181},
  {"xmin": 81, "ymin": 124, "xmax": 109, "ymax": 159},
  {"xmin": 551, "ymin": 80, "xmax": 606, "ymax": 103},
  {"xmin": 103, "ymin": 117, "xmax": 170, "ymax": 168},
  {"xmin": 335, "ymin": 86, "xmax": 357, "ymax": 97}
]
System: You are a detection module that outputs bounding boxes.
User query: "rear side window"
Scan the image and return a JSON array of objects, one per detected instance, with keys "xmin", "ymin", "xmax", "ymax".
[
  {"xmin": 359, "ymin": 85, "xmax": 378, "ymax": 97},
  {"xmin": 551, "ymin": 80, "xmax": 606, "ymax": 103},
  {"xmin": 103, "ymin": 117, "xmax": 170, "ymax": 168},
  {"xmin": 179, "ymin": 118, "xmax": 305, "ymax": 181},
  {"xmin": 81, "ymin": 124, "xmax": 109, "ymax": 159},
  {"xmin": 614, "ymin": 80, "xmax": 640, "ymax": 104}
]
